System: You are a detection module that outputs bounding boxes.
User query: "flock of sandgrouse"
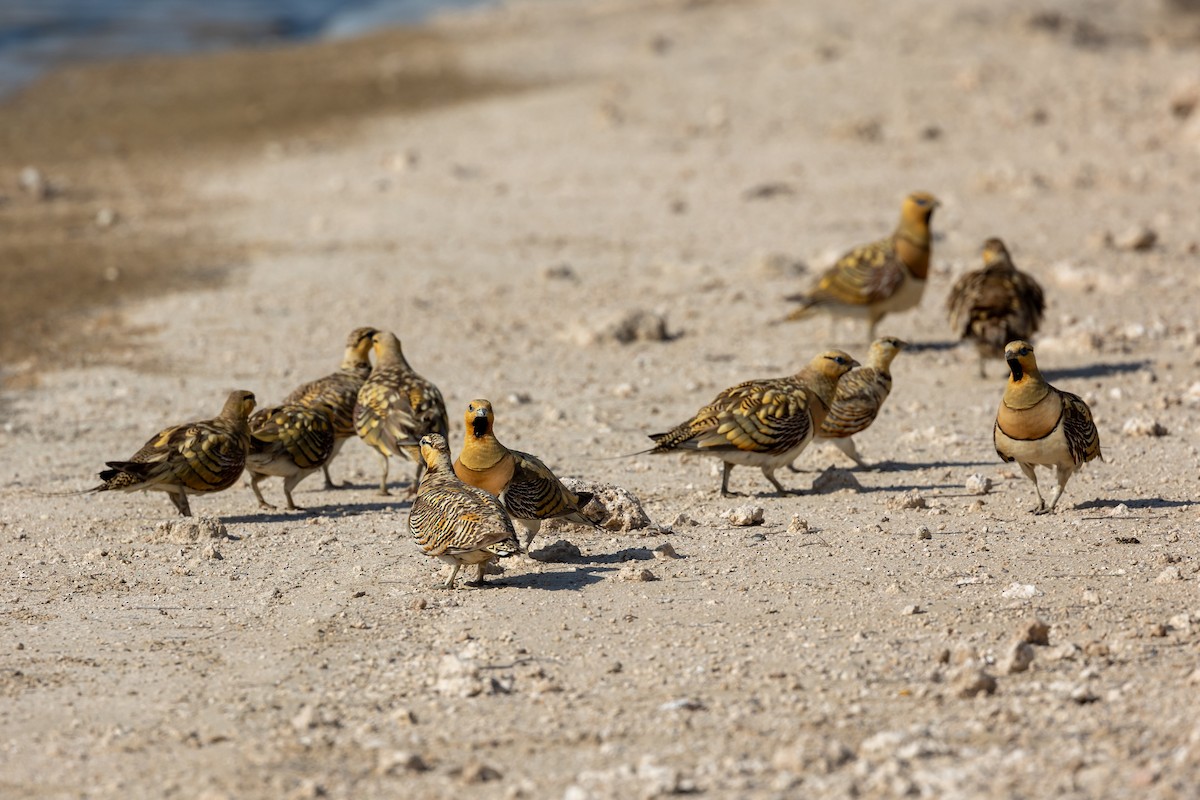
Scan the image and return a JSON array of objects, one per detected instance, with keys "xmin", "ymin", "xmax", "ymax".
[{"xmin": 89, "ymin": 191, "xmax": 1103, "ymax": 587}]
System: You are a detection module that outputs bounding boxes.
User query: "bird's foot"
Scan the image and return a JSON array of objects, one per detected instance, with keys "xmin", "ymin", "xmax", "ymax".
[{"xmin": 257, "ymin": 501, "xmax": 277, "ymax": 511}]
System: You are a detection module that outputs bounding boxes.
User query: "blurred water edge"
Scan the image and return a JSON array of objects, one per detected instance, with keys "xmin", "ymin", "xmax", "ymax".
[{"xmin": 0, "ymin": 0, "xmax": 492, "ymax": 98}]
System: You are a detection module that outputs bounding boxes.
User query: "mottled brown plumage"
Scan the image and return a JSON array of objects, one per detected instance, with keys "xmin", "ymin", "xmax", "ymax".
[
  {"xmin": 645, "ymin": 350, "xmax": 858, "ymax": 496},
  {"xmin": 785, "ymin": 192, "xmax": 939, "ymax": 341},
  {"xmin": 814, "ymin": 336, "xmax": 905, "ymax": 469},
  {"xmin": 994, "ymin": 341, "xmax": 1102, "ymax": 514},
  {"xmin": 947, "ymin": 239, "xmax": 1045, "ymax": 377},
  {"xmin": 454, "ymin": 399, "xmax": 595, "ymax": 552},
  {"xmin": 246, "ymin": 403, "xmax": 336, "ymax": 510},
  {"xmin": 354, "ymin": 331, "xmax": 449, "ymax": 495},
  {"xmin": 91, "ymin": 390, "xmax": 256, "ymax": 516},
  {"xmin": 284, "ymin": 326, "xmax": 377, "ymax": 488},
  {"xmin": 409, "ymin": 433, "xmax": 521, "ymax": 589}
]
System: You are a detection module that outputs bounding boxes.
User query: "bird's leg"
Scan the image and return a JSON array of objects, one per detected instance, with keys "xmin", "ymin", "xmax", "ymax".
[
  {"xmin": 519, "ymin": 519, "xmax": 542, "ymax": 554},
  {"xmin": 170, "ymin": 491, "xmax": 192, "ymax": 517},
  {"xmin": 249, "ymin": 475, "xmax": 276, "ymax": 510},
  {"xmin": 720, "ymin": 462, "xmax": 737, "ymax": 497},
  {"xmin": 322, "ymin": 439, "xmax": 346, "ymax": 489},
  {"xmin": 377, "ymin": 452, "xmax": 391, "ymax": 496},
  {"xmin": 977, "ymin": 354, "xmax": 988, "ymax": 380},
  {"xmin": 1018, "ymin": 462, "xmax": 1047, "ymax": 514},
  {"xmin": 762, "ymin": 466, "xmax": 792, "ymax": 496},
  {"xmin": 282, "ymin": 473, "xmax": 305, "ymax": 511},
  {"xmin": 465, "ymin": 563, "xmax": 491, "ymax": 587},
  {"xmin": 321, "ymin": 464, "xmax": 339, "ymax": 490},
  {"xmin": 1045, "ymin": 465, "xmax": 1076, "ymax": 514},
  {"xmin": 785, "ymin": 458, "xmax": 806, "ymax": 474},
  {"xmin": 832, "ymin": 437, "xmax": 870, "ymax": 469},
  {"xmin": 405, "ymin": 460, "xmax": 424, "ymax": 498},
  {"xmin": 442, "ymin": 562, "xmax": 461, "ymax": 590}
]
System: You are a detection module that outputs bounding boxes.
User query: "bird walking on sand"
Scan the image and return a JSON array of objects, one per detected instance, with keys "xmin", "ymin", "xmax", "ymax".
[
  {"xmin": 453, "ymin": 399, "xmax": 596, "ymax": 553},
  {"xmin": 994, "ymin": 341, "xmax": 1102, "ymax": 514},
  {"xmin": 354, "ymin": 331, "xmax": 448, "ymax": 495},
  {"xmin": 408, "ymin": 433, "xmax": 521, "ymax": 589},
  {"xmin": 785, "ymin": 192, "xmax": 940, "ymax": 342},
  {"xmin": 284, "ymin": 326, "xmax": 377, "ymax": 488},
  {"xmin": 644, "ymin": 350, "xmax": 857, "ymax": 496},
  {"xmin": 246, "ymin": 404, "xmax": 336, "ymax": 510},
  {"xmin": 91, "ymin": 390, "xmax": 256, "ymax": 516},
  {"xmin": 947, "ymin": 238, "xmax": 1045, "ymax": 378},
  {"xmin": 804, "ymin": 336, "xmax": 906, "ymax": 470}
]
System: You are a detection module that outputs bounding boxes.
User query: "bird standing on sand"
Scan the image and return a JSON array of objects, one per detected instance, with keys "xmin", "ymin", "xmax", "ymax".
[
  {"xmin": 807, "ymin": 336, "xmax": 906, "ymax": 470},
  {"xmin": 644, "ymin": 350, "xmax": 858, "ymax": 497},
  {"xmin": 246, "ymin": 404, "xmax": 335, "ymax": 510},
  {"xmin": 354, "ymin": 331, "xmax": 448, "ymax": 495},
  {"xmin": 994, "ymin": 341, "xmax": 1102, "ymax": 514},
  {"xmin": 284, "ymin": 326, "xmax": 377, "ymax": 488},
  {"xmin": 785, "ymin": 192, "xmax": 940, "ymax": 342},
  {"xmin": 453, "ymin": 399, "xmax": 595, "ymax": 553},
  {"xmin": 947, "ymin": 238, "xmax": 1045, "ymax": 378},
  {"xmin": 408, "ymin": 433, "xmax": 521, "ymax": 589},
  {"xmin": 91, "ymin": 389, "xmax": 256, "ymax": 516}
]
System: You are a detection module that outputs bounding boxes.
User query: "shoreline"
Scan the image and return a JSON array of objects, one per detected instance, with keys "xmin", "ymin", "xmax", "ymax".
[{"xmin": 0, "ymin": 21, "xmax": 527, "ymax": 381}]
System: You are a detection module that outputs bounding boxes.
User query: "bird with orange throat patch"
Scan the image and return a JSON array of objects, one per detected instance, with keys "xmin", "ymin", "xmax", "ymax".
[
  {"xmin": 994, "ymin": 341, "xmax": 1102, "ymax": 514},
  {"xmin": 785, "ymin": 192, "xmax": 939, "ymax": 342}
]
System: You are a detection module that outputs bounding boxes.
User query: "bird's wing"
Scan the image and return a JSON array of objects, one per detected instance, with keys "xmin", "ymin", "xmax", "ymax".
[
  {"xmin": 807, "ymin": 238, "xmax": 906, "ymax": 307},
  {"xmin": 1059, "ymin": 390, "xmax": 1102, "ymax": 465}
]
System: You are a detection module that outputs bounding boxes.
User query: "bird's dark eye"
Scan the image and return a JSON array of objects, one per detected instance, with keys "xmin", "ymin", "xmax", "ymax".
[{"xmin": 915, "ymin": 198, "xmax": 928, "ymax": 206}]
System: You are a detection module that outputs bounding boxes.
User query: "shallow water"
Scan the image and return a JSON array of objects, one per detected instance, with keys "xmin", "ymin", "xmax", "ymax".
[{"xmin": 0, "ymin": 0, "xmax": 490, "ymax": 97}]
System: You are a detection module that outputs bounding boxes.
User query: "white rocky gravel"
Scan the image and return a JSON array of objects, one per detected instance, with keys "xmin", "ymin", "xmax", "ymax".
[{"xmin": 3, "ymin": 0, "xmax": 1200, "ymax": 797}]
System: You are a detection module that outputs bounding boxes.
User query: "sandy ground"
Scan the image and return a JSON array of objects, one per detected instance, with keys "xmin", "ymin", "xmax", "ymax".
[{"xmin": 3, "ymin": 0, "xmax": 1200, "ymax": 797}]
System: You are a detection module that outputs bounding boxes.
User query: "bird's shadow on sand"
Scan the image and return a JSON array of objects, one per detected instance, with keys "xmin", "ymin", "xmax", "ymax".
[
  {"xmin": 1043, "ymin": 360, "xmax": 1150, "ymax": 381},
  {"xmin": 222, "ymin": 500, "xmax": 409, "ymax": 525},
  {"xmin": 1073, "ymin": 497, "xmax": 1198, "ymax": 515},
  {"xmin": 496, "ymin": 545, "xmax": 662, "ymax": 591},
  {"xmin": 903, "ymin": 340, "xmax": 960, "ymax": 353},
  {"xmin": 496, "ymin": 565, "xmax": 613, "ymax": 591},
  {"xmin": 861, "ymin": 459, "xmax": 994, "ymax": 473}
]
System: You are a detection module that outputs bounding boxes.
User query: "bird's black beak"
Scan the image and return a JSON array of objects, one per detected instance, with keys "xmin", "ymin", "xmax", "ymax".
[
  {"xmin": 1007, "ymin": 358, "xmax": 1023, "ymax": 381},
  {"xmin": 471, "ymin": 415, "xmax": 489, "ymax": 438}
]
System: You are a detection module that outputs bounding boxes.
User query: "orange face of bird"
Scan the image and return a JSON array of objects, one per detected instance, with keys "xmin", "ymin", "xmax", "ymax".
[
  {"xmin": 371, "ymin": 330, "xmax": 400, "ymax": 358},
  {"xmin": 226, "ymin": 389, "xmax": 256, "ymax": 418},
  {"xmin": 419, "ymin": 433, "xmax": 450, "ymax": 469},
  {"xmin": 816, "ymin": 350, "xmax": 859, "ymax": 378},
  {"xmin": 870, "ymin": 337, "xmax": 907, "ymax": 366},
  {"xmin": 1004, "ymin": 341, "xmax": 1037, "ymax": 382},
  {"xmin": 902, "ymin": 191, "xmax": 940, "ymax": 228},
  {"xmin": 465, "ymin": 399, "xmax": 495, "ymax": 439},
  {"xmin": 349, "ymin": 326, "xmax": 378, "ymax": 356}
]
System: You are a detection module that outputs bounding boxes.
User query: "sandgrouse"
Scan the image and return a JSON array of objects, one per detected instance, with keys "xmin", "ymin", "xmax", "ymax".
[
  {"xmin": 91, "ymin": 390, "xmax": 256, "ymax": 516},
  {"xmin": 408, "ymin": 433, "xmax": 521, "ymax": 589},
  {"xmin": 994, "ymin": 341, "xmax": 1102, "ymax": 514},
  {"xmin": 785, "ymin": 192, "xmax": 939, "ymax": 342},
  {"xmin": 645, "ymin": 350, "xmax": 857, "ymax": 496},
  {"xmin": 807, "ymin": 336, "xmax": 906, "ymax": 470},
  {"xmin": 354, "ymin": 330, "xmax": 448, "ymax": 495},
  {"xmin": 284, "ymin": 326, "xmax": 377, "ymax": 488},
  {"xmin": 453, "ymin": 399, "xmax": 595, "ymax": 553},
  {"xmin": 246, "ymin": 404, "xmax": 336, "ymax": 510},
  {"xmin": 947, "ymin": 238, "xmax": 1045, "ymax": 377}
]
